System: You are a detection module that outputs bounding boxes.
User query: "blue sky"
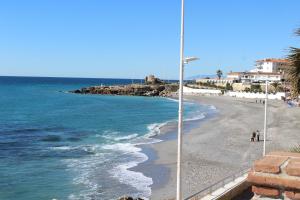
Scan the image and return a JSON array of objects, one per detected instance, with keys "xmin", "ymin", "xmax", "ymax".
[{"xmin": 0, "ymin": 0, "xmax": 300, "ymax": 79}]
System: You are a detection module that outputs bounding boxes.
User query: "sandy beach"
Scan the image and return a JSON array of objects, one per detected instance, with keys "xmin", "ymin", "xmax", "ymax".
[{"xmin": 140, "ymin": 95, "xmax": 300, "ymax": 200}]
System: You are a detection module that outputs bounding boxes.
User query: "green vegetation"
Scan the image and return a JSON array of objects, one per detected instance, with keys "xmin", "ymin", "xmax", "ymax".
[
  {"xmin": 290, "ymin": 145, "xmax": 300, "ymax": 153},
  {"xmin": 244, "ymin": 87, "xmax": 251, "ymax": 92},
  {"xmin": 287, "ymin": 28, "xmax": 300, "ymax": 98},
  {"xmin": 250, "ymin": 84, "xmax": 262, "ymax": 93},
  {"xmin": 216, "ymin": 69, "xmax": 223, "ymax": 80},
  {"xmin": 196, "ymin": 81, "xmax": 225, "ymax": 90},
  {"xmin": 225, "ymin": 82, "xmax": 233, "ymax": 91}
]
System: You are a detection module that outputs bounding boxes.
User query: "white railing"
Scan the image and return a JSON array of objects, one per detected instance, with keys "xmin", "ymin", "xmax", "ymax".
[
  {"xmin": 183, "ymin": 86, "xmax": 222, "ymax": 95},
  {"xmin": 184, "ymin": 168, "xmax": 250, "ymax": 200},
  {"xmin": 225, "ymin": 91, "xmax": 285, "ymax": 100}
]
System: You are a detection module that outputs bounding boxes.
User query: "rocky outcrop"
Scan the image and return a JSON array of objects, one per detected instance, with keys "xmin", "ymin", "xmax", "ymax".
[
  {"xmin": 144, "ymin": 75, "xmax": 163, "ymax": 85},
  {"xmin": 71, "ymin": 83, "xmax": 178, "ymax": 97},
  {"xmin": 118, "ymin": 197, "xmax": 144, "ymax": 200}
]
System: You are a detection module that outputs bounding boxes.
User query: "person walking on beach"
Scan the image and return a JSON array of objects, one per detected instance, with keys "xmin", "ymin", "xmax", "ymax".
[
  {"xmin": 251, "ymin": 131, "xmax": 256, "ymax": 142},
  {"xmin": 256, "ymin": 130, "xmax": 260, "ymax": 142}
]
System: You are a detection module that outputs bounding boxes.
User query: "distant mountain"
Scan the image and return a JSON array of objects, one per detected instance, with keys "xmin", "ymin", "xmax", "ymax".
[{"xmin": 186, "ymin": 74, "xmax": 216, "ymax": 80}]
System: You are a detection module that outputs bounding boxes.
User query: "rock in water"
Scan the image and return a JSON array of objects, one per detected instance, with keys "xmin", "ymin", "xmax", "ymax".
[
  {"xmin": 118, "ymin": 197, "xmax": 144, "ymax": 200},
  {"xmin": 70, "ymin": 83, "xmax": 178, "ymax": 97}
]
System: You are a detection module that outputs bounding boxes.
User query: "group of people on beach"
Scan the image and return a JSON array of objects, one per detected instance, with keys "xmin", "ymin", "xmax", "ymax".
[
  {"xmin": 251, "ymin": 130, "xmax": 260, "ymax": 142},
  {"xmin": 255, "ymin": 99, "xmax": 265, "ymax": 104}
]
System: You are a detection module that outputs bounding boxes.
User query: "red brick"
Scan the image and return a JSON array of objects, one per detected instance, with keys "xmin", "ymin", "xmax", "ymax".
[
  {"xmin": 285, "ymin": 191, "xmax": 300, "ymax": 200},
  {"xmin": 247, "ymin": 171, "xmax": 300, "ymax": 190},
  {"xmin": 254, "ymin": 156, "xmax": 288, "ymax": 174},
  {"xmin": 286, "ymin": 159, "xmax": 300, "ymax": 177},
  {"xmin": 252, "ymin": 186, "xmax": 280, "ymax": 198},
  {"xmin": 248, "ymin": 171, "xmax": 265, "ymax": 184}
]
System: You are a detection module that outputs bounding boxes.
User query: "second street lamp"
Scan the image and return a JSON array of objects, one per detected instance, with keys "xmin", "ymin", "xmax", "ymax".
[
  {"xmin": 263, "ymin": 80, "xmax": 269, "ymax": 156},
  {"xmin": 176, "ymin": 1, "xmax": 199, "ymax": 199},
  {"xmin": 177, "ymin": 52, "xmax": 199, "ymax": 200}
]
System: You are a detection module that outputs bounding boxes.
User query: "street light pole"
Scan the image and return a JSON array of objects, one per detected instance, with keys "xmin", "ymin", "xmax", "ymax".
[
  {"xmin": 263, "ymin": 80, "xmax": 268, "ymax": 156},
  {"xmin": 176, "ymin": 0, "xmax": 185, "ymax": 199}
]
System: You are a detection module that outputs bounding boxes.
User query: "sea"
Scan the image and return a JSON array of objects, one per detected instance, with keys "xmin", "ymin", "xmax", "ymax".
[{"xmin": 0, "ymin": 76, "xmax": 215, "ymax": 200}]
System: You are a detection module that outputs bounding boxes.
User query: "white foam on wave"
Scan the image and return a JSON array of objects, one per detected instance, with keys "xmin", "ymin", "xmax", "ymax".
[
  {"xmin": 102, "ymin": 142, "xmax": 140, "ymax": 153},
  {"xmin": 114, "ymin": 133, "xmax": 139, "ymax": 141},
  {"xmin": 65, "ymin": 144, "xmax": 108, "ymax": 200},
  {"xmin": 50, "ymin": 144, "xmax": 102, "ymax": 154},
  {"xmin": 166, "ymin": 97, "xmax": 195, "ymax": 105},
  {"xmin": 97, "ymin": 130, "xmax": 120, "ymax": 140},
  {"xmin": 50, "ymin": 146, "xmax": 73, "ymax": 150},
  {"xmin": 209, "ymin": 105, "xmax": 217, "ymax": 110},
  {"xmin": 145, "ymin": 122, "xmax": 168, "ymax": 138},
  {"xmin": 102, "ymin": 142, "xmax": 152, "ymax": 199},
  {"xmin": 184, "ymin": 113, "xmax": 206, "ymax": 122},
  {"xmin": 165, "ymin": 97, "xmax": 178, "ymax": 102}
]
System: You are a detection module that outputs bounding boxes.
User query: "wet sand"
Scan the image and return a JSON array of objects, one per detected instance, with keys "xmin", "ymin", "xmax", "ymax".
[{"xmin": 143, "ymin": 95, "xmax": 300, "ymax": 200}]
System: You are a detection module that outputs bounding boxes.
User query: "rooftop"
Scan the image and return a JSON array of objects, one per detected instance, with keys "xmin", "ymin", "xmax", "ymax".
[{"xmin": 256, "ymin": 58, "xmax": 289, "ymax": 63}]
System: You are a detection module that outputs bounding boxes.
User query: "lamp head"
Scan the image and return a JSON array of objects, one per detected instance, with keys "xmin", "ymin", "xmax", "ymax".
[{"xmin": 184, "ymin": 57, "xmax": 199, "ymax": 64}]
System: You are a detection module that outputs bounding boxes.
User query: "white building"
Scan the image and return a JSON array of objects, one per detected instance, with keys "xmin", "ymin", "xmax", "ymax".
[
  {"xmin": 196, "ymin": 77, "xmax": 236, "ymax": 85},
  {"xmin": 227, "ymin": 72, "xmax": 242, "ymax": 81},
  {"xmin": 226, "ymin": 71, "xmax": 283, "ymax": 83},
  {"xmin": 240, "ymin": 72, "xmax": 283, "ymax": 83},
  {"xmin": 250, "ymin": 58, "xmax": 288, "ymax": 73},
  {"xmin": 226, "ymin": 58, "xmax": 288, "ymax": 83}
]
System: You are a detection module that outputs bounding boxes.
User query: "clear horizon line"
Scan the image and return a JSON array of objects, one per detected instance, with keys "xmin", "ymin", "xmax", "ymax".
[{"xmin": 0, "ymin": 75, "xmax": 183, "ymax": 81}]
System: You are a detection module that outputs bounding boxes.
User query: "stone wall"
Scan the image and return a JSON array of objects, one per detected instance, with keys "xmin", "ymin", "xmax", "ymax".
[
  {"xmin": 232, "ymin": 83, "xmax": 277, "ymax": 92},
  {"xmin": 247, "ymin": 152, "xmax": 300, "ymax": 199},
  {"xmin": 232, "ymin": 83, "xmax": 251, "ymax": 91}
]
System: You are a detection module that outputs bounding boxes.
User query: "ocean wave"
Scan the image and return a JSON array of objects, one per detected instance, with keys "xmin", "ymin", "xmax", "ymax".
[
  {"xmin": 166, "ymin": 97, "xmax": 196, "ymax": 105},
  {"xmin": 102, "ymin": 142, "xmax": 152, "ymax": 198},
  {"xmin": 98, "ymin": 131, "xmax": 118, "ymax": 138},
  {"xmin": 102, "ymin": 143, "xmax": 141, "ymax": 154},
  {"xmin": 184, "ymin": 113, "xmax": 206, "ymax": 122},
  {"xmin": 50, "ymin": 144, "xmax": 102, "ymax": 155},
  {"xmin": 66, "ymin": 152, "xmax": 106, "ymax": 200},
  {"xmin": 165, "ymin": 97, "xmax": 178, "ymax": 102},
  {"xmin": 50, "ymin": 146, "xmax": 73, "ymax": 151},
  {"xmin": 67, "ymin": 101, "xmax": 213, "ymax": 199},
  {"xmin": 209, "ymin": 105, "xmax": 217, "ymax": 110},
  {"xmin": 114, "ymin": 133, "xmax": 139, "ymax": 141},
  {"xmin": 144, "ymin": 122, "xmax": 168, "ymax": 138}
]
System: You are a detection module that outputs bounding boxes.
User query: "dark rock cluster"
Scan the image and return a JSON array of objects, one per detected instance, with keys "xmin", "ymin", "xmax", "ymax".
[
  {"xmin": 118, "ymin": 197, "xmax": 144, "ymax": 200},
  {"xmin": 71, "ymin": 83, "xmax": 178, "ymax": 97}
]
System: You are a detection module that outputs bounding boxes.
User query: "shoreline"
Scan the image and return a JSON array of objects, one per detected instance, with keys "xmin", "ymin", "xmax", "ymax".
[
  {"xmin": 131, "ymin": 97, "xmax": 217, "ymax": 199},
  {"xmin": 135, "ymin": 95, "xmax": 300, "ymax": 200}
]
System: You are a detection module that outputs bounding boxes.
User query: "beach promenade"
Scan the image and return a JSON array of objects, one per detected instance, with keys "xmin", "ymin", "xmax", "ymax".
[{"xmin": 148, "ymin": 96, "xmax": 300, "ymax": 200}]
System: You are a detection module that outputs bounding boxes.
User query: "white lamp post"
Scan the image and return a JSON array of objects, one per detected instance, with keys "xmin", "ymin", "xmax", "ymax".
[
  {"xmin": 176, "ymin": 1, "xmax": 199, "ymax": 199},
  {"xmin": 263, "ymin": 80, "xmax": 268, "ymax": 156},
  {"xmin": 176, "ymin": 55, "xmax": 199, "ymax": 200}
]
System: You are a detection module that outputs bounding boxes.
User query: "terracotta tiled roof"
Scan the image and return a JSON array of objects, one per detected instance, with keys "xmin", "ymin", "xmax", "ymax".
[{"xmin": 256, "ymin": 58, "xmax": 289, "ymax": 63}]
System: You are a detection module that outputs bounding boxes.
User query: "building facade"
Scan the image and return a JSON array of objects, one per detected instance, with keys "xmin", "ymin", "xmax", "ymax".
[
  {"xmin": 226, "ymin": 58, "xmax": 288, "ymax": 83},
  {"xmin": 250, "ymin": 58, "xmax": 289, "ymax": 73},
  {"xmin": 240, "ymin": 72, "xmax": 283, "ymax": 83}
]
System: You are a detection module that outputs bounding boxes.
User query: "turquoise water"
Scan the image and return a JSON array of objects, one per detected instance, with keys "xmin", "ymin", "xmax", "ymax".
[{"xmin": 0, "ymin": 77, "xmax": 212, "ymax": 200}]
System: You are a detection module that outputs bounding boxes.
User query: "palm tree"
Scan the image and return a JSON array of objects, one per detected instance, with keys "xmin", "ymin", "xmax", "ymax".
[
  {"xmin": 287, "ymin": 28, "xmax": 300, "ymax": 98},
  {"xmin": 216, "ymin": 69, "xmax": 223, "ymax": 80},
  {"xmin": 271, "ymin": 82, "xmax": 279, "ymax": 93}
]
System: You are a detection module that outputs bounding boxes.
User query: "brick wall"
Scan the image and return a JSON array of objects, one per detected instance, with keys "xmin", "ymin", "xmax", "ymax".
[{"xmin": 247, "ymin": 151, "xmax": 300, "ymax": 200}]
